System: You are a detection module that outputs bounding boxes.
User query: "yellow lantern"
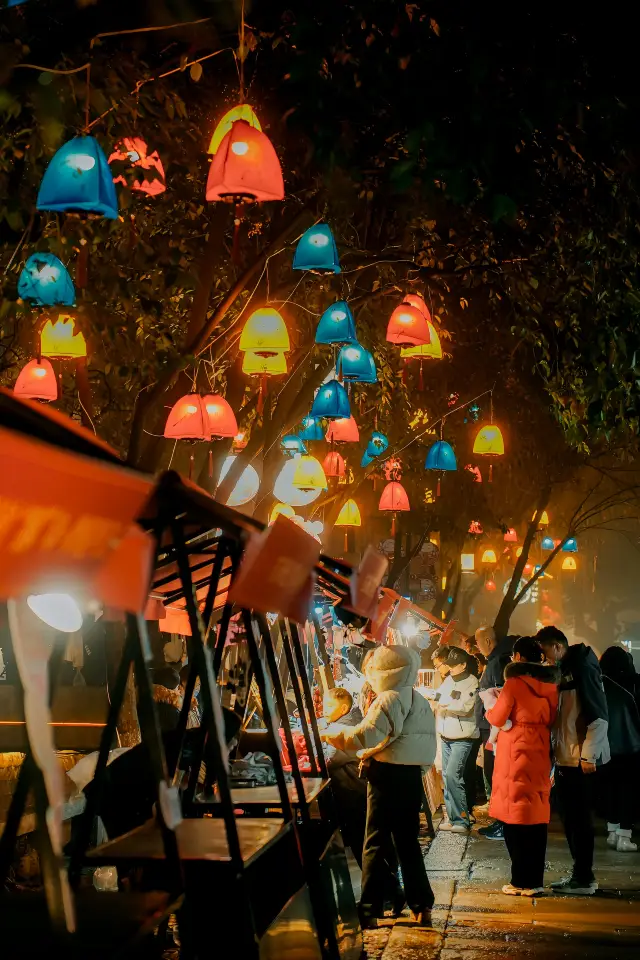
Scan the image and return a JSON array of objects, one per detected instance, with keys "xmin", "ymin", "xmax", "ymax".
[
  {"xmin": 562, "ymin": 556, "xmax": 577, "ymax": 572},
  {"xmin": 400, "ymin": 321, "xmax": 443, "ymax": 360},
  {"xmin": 336, "ymin": 499, "xmax": 362, "ymax": 528},
  {"xmin": 481, "ymin": 548, "xmax": 497, "ymax": 565},
  {"xmin": 291, "ymin": 455, "xmax": 327, "ymax": 491},
  {"xmin": 239, "ymin": 307, "xmax": 290, "ymax": 355},
  {"xmin": 532, "ymin": 509, "xmax": 550, "ymax": 526},
  {"xmin": 208, "ymin": 104, "xmax": 262, "ymax": 154},
  {"xmin": 242, "ymin": 351, "xmax": 288, "ymax": 376},
  {"xmin": 269, "ymin": 502, "xmax": 295, "ymax": 524},
  {"xmin": 516, "ymin": 546, "xmax": 523, "ymax": 558},
  {"xmin": 40, "ymin": 315, "xmax": 87, "ymax": 359},
  {"xmin": 473, "ymin": 424, "xmax": 505, "ymax": 457},
  {"xmin": 461, "ymin": 552, "xmax": 475, "ymax": 572}
]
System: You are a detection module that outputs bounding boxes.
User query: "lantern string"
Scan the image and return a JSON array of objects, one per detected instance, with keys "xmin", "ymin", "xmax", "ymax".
[
  {"xmin": 89, "ymin": 16, "xmax": 217, "ymax": 48},
  {"xmin": 84, "ymin": 63, "xmax": 91, "ymax": 133},
  {"xmin": 239, "ymin": 0, "xmax": 246, "ymax": 103}
]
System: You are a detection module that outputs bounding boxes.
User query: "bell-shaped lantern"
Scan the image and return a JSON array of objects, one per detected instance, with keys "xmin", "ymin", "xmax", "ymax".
[
  {"xmin": 282, "ymin": 435, "xmax": 308, "ymax": 456},
  {"xmin": 361, "ymin": 450, "xmax": 375, "ymax": 468},
  {"xmin": 379, "ymin": 481, "xmax": 410, "ymax": 513},
  {"xmin": 481, "ymin": 549, "xmax": 497, "ymax": 565},
  {"xmin": 37, "ymin": 135, "xmax": 119, "ymax": 219},
  {"xmin": 14, "ymin": 358, "xmax": 57, "ymax": 402},
  {"xmin": 386, "ymin": 298, "xmax": 432, "ymax": 346},
  {"xmin": 269, "ymin": 502, "xmax": 295, "ymax": 524},
  {"xmin": 164, "ymin": 394, "xmax": 211, "ymax": 441},
  {"xmin": 337, "ymin": 343, "xmax": 377, "ymax": 383},
  {"xmin": 322, "ymin": 450, "xmax": 346, "ymax": 479},
  {"xmin": 562, "ymin": 556, "xmax": 577, "ymax": 572},
  {"xmin": 109, "ymin": 137, "xmax": 166, "ymax": 196},
  {"xmin": 293, "ymin": 224, "xmax": 340, "ymax": 274},
  {"xmin": 316, "ymin": 301, "xmax": 357, "ymax": 344},
  {"xmin": 326, "ymin": 415, "xmax": 359, "ymax": 443},
  {"xmin": 205, "ymin": 119, "xmax": 284, "ymax": 202},
  {"xmin": 203, "ymin": 393, "xmax": 238, "ymax": 437},
  {"xmin": 17, "ymin": 253, "xmax": 75, "ymax": 306},
  {"xmin": 503, "ymin": 528, "xmax": 518, "ymax": 543},
  {"xmin": 291, "ymin": 455, "xmax": 328, "ymax": 491},
  {"xmin": 299, "ymin": 416, "xmax": 325, "ymax": 441},
  {"xmin": 562, "ymin": 537, "xmax": 578, "ymax": 553},
  {"xmin": 400, "ymin": 321, "xmax": 442, "ymax": 360},
  {"xmin": 310, "ymin": 379, "xmax": 351, "ymax": 420},
  {"xmin": 516, "ymin": 546, "xmax": 523, "ymax": 558},
  {"xmin": 274, "ymin": 458, "xmax": 323, "ymax": 507},
  {"xmin": 40, "ymin": 314, "xmax": 86, "ymax": 359},
  {"xmin": 485, "ymin": 579, "xmax": 497, "ymax": 593},
  {"xmin": 366, "ymin": 431, "xmax": 389, "ymax": 458},
  {"xmin": 336, "ymin": 499, "xmax": 361, "ymax": 528},
  {"xmin": 541, "ymin": 536, "xmax": 555, "ymax": 551},
  {"xmin": 425, "ymin": 440, "xmax": 457, "ymax": 471},
  {"xmin": 218, "ymin": 455, "xmax": 260, "ymax": 506},
  {"xmin": 242, "ymin": 351, "xmax": 287, "ymax": 376},
  {"xmin": 208, "ymin": 104, "xmax": 262, "ymax": 154},
  {"xmin": 240, "ymin": 307, "xmax": 289, "ymax": 355},
  {"xmin": 473, "ymin": 424, "xmax": 505, "ymax": 457}
]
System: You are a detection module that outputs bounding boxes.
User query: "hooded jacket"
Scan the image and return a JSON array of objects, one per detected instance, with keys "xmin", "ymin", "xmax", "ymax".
[
  {"xmin": 602, "ymin": 675, "xmax": 640, "ymax": 756},
  {"xmin": 553, "ymin": 643, "xmax": 610, "ymax": 767},
  {"xmin": 486, "ymin": 661, "xmax": 560, "ymax": 825},
  {"xmin": 433, "ymin": 669, "xmax": 479, "ymax": 740},
  {"xmin": 323, "ymin": 645, "xmax": 436, "ymax": 766},
  {"xmin": 475, "ymin": 635, "xmax": 517, "ymax": 731}
]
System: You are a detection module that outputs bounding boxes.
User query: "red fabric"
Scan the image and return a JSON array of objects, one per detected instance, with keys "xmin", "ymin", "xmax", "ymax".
[{"xmin": 486, "ymin": 675, "xmax": 558, "ymax": 825}]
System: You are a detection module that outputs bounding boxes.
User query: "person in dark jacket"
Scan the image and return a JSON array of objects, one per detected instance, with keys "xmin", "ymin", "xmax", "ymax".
[
  {"xmin": 599, "ymin": 646, "xmax": 640, "ymax": 852},
  {"xmin": 537, "ymin": 626, "xmax": 609, "ymax": 896}
]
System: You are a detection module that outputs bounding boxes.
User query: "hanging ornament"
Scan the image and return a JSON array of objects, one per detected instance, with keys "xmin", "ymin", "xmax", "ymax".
[
  {"xmin": 242, "ymin": 351, "xmax": 288, "ymax": 376},
  {"xmin": 400, "ymin": 321, "xmax": 443, "ymax": 360},
  {"xmin": 465, "ymin": 464, "xmax": 483, "ymax": 483},
  {"xmin": 386, "ymin": 296, "xmax": 432, "ymax": 346},
  {"xmin": 40, "ymin": 313, "xmax": 87, "ymax": 359},
  {"xmin": 274, "ymin": 458, "xmax": 323, "ymax": 506},
  {"xmin": 206, "ymin": 119, "xmax": 284, "ymax": 202},
  {"xmin": 281, "ymin": 435, "xmax": 308, "ymax": 456},
  {"xmin": 533, "ymin": 509, "xmax": 550, "ymax": 526},
  {"xmin": 562, "ymin": 556, "xmax": 577, "ymax": 572},
  {"xmin": 37, "ymin": 135, "xmax": 119, "ymax": 219},
  {"xmin": 485, "ymin": 578, "xmax": 497, "ymax": 593},
  {"xmin": 503, "ymin": 528, "xmax": 518, "ymax": 543},
  {"xmin": 562, "ymin": 538, "xmax": 578, "ymax": 553},
  {"xmin": 367, "ymin": 431, "xmax": 389, "ymax": 459},
  {"xmin": 293, "ymin": 224, "xmax": 341, "ymax": 274},
  {"xmin": 379, "ymin": 481, "xmax": 410, "ymax": 536},
  {"xmin": 315, "ymin": 301, "xmax": 357, "ymax": 344},
  {"xmin": 337, "ymin": 343, "xmax": 377, "ymax": 383},
  {"xmin": 218, "ymin": 455, "xmax": 260, "ymax": 506},
  {"xmin": 299, "ymin": 416, "xmax": 326, "ymax": 441},
  {"xmin": 467, "ymin": 402, "xmax": 481, "ymax": 422},
  {"xmin": 336, "ymin": 498, "xmax": 361, "ymax": 552},
  {"xmin": 481, "ymin": 548, "xmax": 497, "ymax": 565},
  {"xmin": 473, "ymin": 397, "xmax": 505, "ymax": 482},
  {"xmin": 109, "ymin": 137, "xmax": 166, "ymax": 196},
  {"xmin": 468, "ymin": 520, "xmax": 483, "ymax": 535},
  {"xmin": 322, "ymin": 451, "xmax": 346, "ymax": 479},
  {"xmin": 269, "ymin": 502, "xmax": 295, "ymax": 524},
  {"xmin": 208, "ymin": 104, "xmax": 262, "ymax": 154},
  {"xmin": 13, "ymin": 358, "xmax": 58, "ymax": 402},
  {"xmin": 17, "ymin": 253, "xmax": 75, "ymax": 306},
  {"xmin": 326, "ymin": 416, "xmax": 359, "ymax": 443},
  {"xmin": 310, "ymin": 380, "xmax": 351, "ymax": 420},
  {"xmin": 541, "ymin": 536, "xmax": 555, "ymax": 551},
  {"xmin": 240, "ymin": 307, "xmax": 289, "ymax": 355},
  {"xmin": 425, "ymin": 440, "xmax": 457, "ymax": 471},
  {"xmin": 291, "ymin": 455, "xmax": 328, "ymax": 491},
  {"xmin": 163, "ymin": 393, "xmax": 237, "ymax": 441}
]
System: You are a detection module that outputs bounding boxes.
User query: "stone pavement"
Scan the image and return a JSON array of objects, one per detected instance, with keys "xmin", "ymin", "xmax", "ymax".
[{"xmin": 362, "ymin": 817, "xmax": 640, "ymax": 959}]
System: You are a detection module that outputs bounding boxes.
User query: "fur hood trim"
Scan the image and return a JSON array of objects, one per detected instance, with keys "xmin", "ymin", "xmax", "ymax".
[
  {"xmin": 364, "ymin": 644, "xmax": 420, "ymax": 694},
  {"xmin": 504, "ymin": 661, "xmax": 561, "ymax": 684}
]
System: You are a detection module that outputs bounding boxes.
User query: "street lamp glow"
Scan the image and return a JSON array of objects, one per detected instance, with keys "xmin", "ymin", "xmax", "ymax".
[{"xmin": 27, "ymin": 593, "xmax": 83, "ymax": 633}]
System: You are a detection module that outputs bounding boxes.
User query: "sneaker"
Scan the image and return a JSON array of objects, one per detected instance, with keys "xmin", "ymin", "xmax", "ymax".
[
  {"xmin": 450, "ymin": 823, "xmax": 470, "ymax": 834},
  {"xmin": 477, "ymin": 821, "xmax": 504, "ymax": 841},
  {"xmin": 616, "ymin": 836, "xmax": 638, "ymax": 852},
  {"xmin": 607, "ymin": 831, "xmax": 618, "ymax": 849},
  {"xmin": 521, "ymin": 887, "xmax": 545, "ymax": 897},
  {"xmin": 550, "ymin": 877, "xmax": 598, "ymax": 895}
]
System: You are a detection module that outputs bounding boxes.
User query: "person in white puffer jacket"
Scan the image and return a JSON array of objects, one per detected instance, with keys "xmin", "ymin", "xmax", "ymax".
[{"xmin": 321, "ymin": 644, "xmax": 436, "ymax": 927}]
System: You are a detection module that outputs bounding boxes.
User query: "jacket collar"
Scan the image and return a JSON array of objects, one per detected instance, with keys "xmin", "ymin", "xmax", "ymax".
[
  {"xmin": 504, "ymin": 661, "xmax": 561, "ymax": 684},
  {"xmin": 451, "ymin": 668, "xmax": 472, "ymax": 683}
]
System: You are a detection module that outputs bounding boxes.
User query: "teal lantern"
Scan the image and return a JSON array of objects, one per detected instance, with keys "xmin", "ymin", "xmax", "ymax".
[
  {"xmin": 562, "ymin": 537, "xmax": 578, "ymax": 553},
  {"xmin": 299, "ymin": 416, "xmax": 325, "ymax": 441},
  {"xmin": 282, "ymin": 435, "xmax": 308, "ymax": 456},
  {"xmin": 293, "ymin": 224, "xmax": 340, "ymax": 273},
  {"xmin": 316, "ymin": 301, "xmax": 357, "ymax": 344},
  {"xmin": 37, "ymin": 136, "xmax": 119, "ymax": 219},
  {"xmin": 17, "ymin": 253, "xmax": 75, "ymax": 306},
  {"xmin": 366, "ymin": 431, "xmax": 389, "ymax": 458},
  {"xmin": 541, "ymin": 536, "xmax": 555, "ymax": 551},
  {"xmin": 361, "ymin": 451, "xmax": 375, "ymax": 467},
  {"xmin": 425, "ymin": 440, "xmax": 457, "ymax": 472},
  {"xmin": 337, "ymin": 343, "xmax": 377, "ymax": 383},
  {"xmin": 310, "ymin": 379, "xmax": 351, "ymax": 419}
]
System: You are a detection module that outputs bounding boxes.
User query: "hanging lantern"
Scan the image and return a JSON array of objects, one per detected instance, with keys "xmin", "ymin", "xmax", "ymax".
[
  {"xmin": 465, "ymin": 464, "xmax": 483, "ymax": 483},
  {"xmin": 164, "ymin": 394, "xmax": 211, "ymax": 441},
  {"xmin": 379, "ymin": 481, "xmax": 410, "ymax": 512},
  {"xmin": 386, "ymin": 298, "xmax": 432, "ymax": 346},
  {"xmin": 274, "ymin": 458, "xmax": 323, "ymax": 507},
  {"xmin": 282, "ymin": 435, "xmax": 308, "ymax": 456},
  {"xmin": 14, "ymin": 358, "xmax": 57, "ymax": 402},
  {"xmin": 461, "ymin": 553, "xmax": 475, "ymax": 572},
  {"xmin": 242, "ymin": 351, "xmax": 287, "ymax": 376},
  {"xmin": 322, "ymin": 450, "xmax": 346, "ymax": 479},
  {"xmin": 291, "ymin": 455, "xmax": 328, "ymax": 491},
  {"xmin": 218, "ymin": 456, "xmax": 260, "ymax": 506},
  {"xmin": 240, "ymin": 307, "xmax": 289, "ymax": 355},
  {"xmin": 523, "ymin": 562, "xmax": 534, "ymax": 576},
  {"xmin": 562, "ymin": 556, "xmax": 577, "ymax": 572},
  {"xmin": 473, "ymin": 424, "xmax": 505, "ymax": 457},
  {"xmin": 17, "ymin": 253, "xmax": 75, "ymax": 306},
  {"xmin": 425, "ymin": 440, "xmax": 457, "ymax": 472},
  {"xmin": 516, "ymin": 546, "xmax": 523, "ymax": 558},
  {"xmin": 40, "ymin": 314, "xmax": 86, "ymax": 359},
  {"xmin": 310, "ymin": 380, "xmax": 351, "ymax": 420},
  {"xmin": 468, "ymin": 520, "xmax": 483, "ymax": 535},
  {"xmin": 481, "ymin": 549, "xmax": 497, "ymax": 565},
  {"xmin": 504, "ymin": 528, "xmax": 518, "ymax": 543},
  {"xmin": 337, "ymin": 343, "xmax": 377, "ymax": 383},
  {"xmin": 208, "ymin": 104, "xmax": 262, "ymax": 154},
  {"xmin": 562, "ymin": 537, "xmax": 578, "ymax": 553},
  {"xmin": 269, "ymin": 502, "xmax": 295, "ymax": 524},
  {"xmin": 299, "ymin": 416, "xmax": 325, "ymax": 441},
  {"xmin": 203, "ymin": 394, "xmax": 238, "ymax": 437},
  {"xmin": 400, "ymin": 320, "xmax": 443, "ymax": 360},
  {"xmin": 293, "ymin": 224, "xmax": 341, "ymax": 274},
  {"xmin": 485, "ymin": 579, "xmax": 497, "ymax": 593},
  {"xmin": 336, "ymin": 499, "xmax": 362, "ymax": 528},
  {"xmin": 109, "ymin": 137, "xmax": 166, "ymax": 196},
  {"xmin": 326, "ymin": 416, "xmax": 359, "ymax": 443},
  {"xmin": 37, "ymin": 135, "xmax": 119, "ymax": 219},
  {"xmin": 206, "ymin": 119, "xmax": 284, "ymax": 202},
  {"xmin": 366, "ymin": 431, "xmax": 389, "ymax": 459},
  {"xmin": 316, "ymin": 301, "xmax": 357, "ymax": 344},
  {"xmin": 541, "ymin": 536, "xmax": 555, "ymax": 551}
]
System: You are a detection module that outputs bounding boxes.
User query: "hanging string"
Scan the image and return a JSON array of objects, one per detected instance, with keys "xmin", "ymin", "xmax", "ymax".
[
  {"xmin": 239, "ymin": 0, "xmax": 246, "ymax": 103},
  {"xmin": 84, "ymin": 63, "xmax": 91, "ymax": 133}
]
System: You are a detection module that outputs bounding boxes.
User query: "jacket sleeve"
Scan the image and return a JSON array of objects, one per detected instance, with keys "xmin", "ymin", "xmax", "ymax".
[
  {"xmin": 486, "ymin": 679, "xmax": 516, "ymax": 729},
  {"xmin": 437, "ymin": 677, "xmax": 478, "ymax": 717},
  {"xmin": 323, "ymin": 698, "xmax": 393, "ymax": 758},
  {"xmin": 577, "ymin": 651, "xmax": 609, "ymax": 764}
]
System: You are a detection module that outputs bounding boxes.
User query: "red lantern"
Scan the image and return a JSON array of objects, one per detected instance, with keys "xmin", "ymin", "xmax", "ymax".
[
  {"xmin": 503, "ymin": 528, "xmax": 518, "ymax": 543},
  {"xmin": 322, "ymin": 451, "xmax": 346, "ymax": 479},
  {"xmin": 379, "ymin": 481, "xmax": 410, "ymax": 512},
  {"xmin": 108, "ymin": 137, "xmax": 166, "ymax": 196},
  {"xmin": 205, "ymin": 120, "xmax": 284, "ymax": 203},
  {"xmin": 164, "ymin": 394, "xmax": 237, "ymax": 441},
  {"xmin": 326, "ymin": 415, "xmax": 359, "ymax": 442},
  {"xmin": 403, "ymin": 293, "xmax": 431, "ymax": 319},
  {"xmin": 386, "ymin": 298, "xmax": 432, "ymax": 346},
  {"xmin": 203, "ymin": 394, "xmax": 238, "ymax": 438},
  {"xmin": 485, "ymin": 579, "xmax": 497, "ymax": 593},
  {"xmin": 14, "ymin": 358, "xmax": 58, "ymax": 402}
]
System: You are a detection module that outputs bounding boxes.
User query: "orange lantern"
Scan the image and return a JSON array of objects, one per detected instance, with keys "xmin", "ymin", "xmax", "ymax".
[
  {"xmin": 503, "ymin": 528, "xmax": 518, "ymax": 543},
  {"xmin": 40, "ymin": 315, "xmax": 87, "ymax": 359},
  {"xmin": 208, "ymin": 104, "xmax": 262, "ymax": 154},
  {"xmin": 386, "ymin": 298, "xmax": 432, "ymax": 346},
  {"xmin": 205, "ymin": 120, "xmax": 284, "ymax": 203},
  {"xmin": 14, "ymin": 358, "xmax": 58, "ymax": 401},
  {"xmin": 108, "ymin": 137, "xmax": 166, "ymax": 196},
  {"xmin": 379, "ymin": 480, "xmax": 410, "ymax": 535},
  {"xmin": 164, "ymin": 394, "xmax": 211, "ymax": 441},
  {"xmin": 322, "ymin": 450, "xmax": 346, "ymax": 479},
  {"xmin": 203, "ymin": 394, "xmax": 238, "ymax": 438},
  {"xmin": 326, "ymin": 415, "xmax": 359, "ymax": 443}
]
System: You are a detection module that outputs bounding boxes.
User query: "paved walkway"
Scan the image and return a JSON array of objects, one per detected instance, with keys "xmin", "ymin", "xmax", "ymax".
[{"xmin": 363, "ymin": 817, "xmax": 640, "ymax": 958}]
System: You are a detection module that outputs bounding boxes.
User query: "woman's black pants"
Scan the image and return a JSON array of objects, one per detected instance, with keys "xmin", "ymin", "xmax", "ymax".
[{"xmin": 502, "ymin": 822, "xmax": 548, "ymax": 889}]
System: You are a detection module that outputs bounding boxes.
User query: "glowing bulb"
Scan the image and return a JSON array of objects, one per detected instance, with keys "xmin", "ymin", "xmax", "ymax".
[
  {"xmin": 38, "ymin": 265, "xmax": 59, "ymax": 283},
  {"xmin": 206, "ymin": 403, "xmax": 221, "ymax": 416},
  {"xmin": 27, "ymin": 593, "xmax": 83, "ymax": 633},
  {"xmin": 231, "ymin": 141, "xmax": 249, "ymax": 156},
  {"xmin": 186, "ymin": 404, "xmax": 199, "ymax": 414},
  {"xmin": 398, "ymin": 312, "xmax": 413, "ymax": 324},
  {"xmin": 310, "ymin": 232, "xmax": 330, "ymax": 247},
  {"xmin": 127, "ymin": 150, "xmax": 141, "ymax": 162},
  {"xmin": 33, "ymin": 367, "xmax": 47, "ymax": 378},
  {"xmin": 344, "ymin": 347, "xmax": 360, "ymax": 361},
  {"xmin": 66, "ymin": 154, "xmax": 96, "ymax": 172},
  {"xmin": 332, "ymin": 310, "xmax": 347, "ymax": 321},
  {"xmin": 402, "ymin": 618, "xmax": 419, "ymax": 638}
]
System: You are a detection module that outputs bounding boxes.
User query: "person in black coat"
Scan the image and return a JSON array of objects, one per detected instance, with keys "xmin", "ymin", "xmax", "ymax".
[{"xmin": 599, "ymin": 646, "xmax": 640, "ymax": 852}]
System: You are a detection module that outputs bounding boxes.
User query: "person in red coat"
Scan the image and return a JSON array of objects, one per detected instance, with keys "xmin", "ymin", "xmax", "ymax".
[{"xmin": 485, "ymin": 636, "xmax": 560, "ymax": 896}]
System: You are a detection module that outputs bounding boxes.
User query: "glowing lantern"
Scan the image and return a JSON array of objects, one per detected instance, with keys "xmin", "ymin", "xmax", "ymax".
[
  {"xmin": 274, "ymin": 458, "xmax": 323, "ymax": 506},
  {"xmin": 282, "ymin": 435, "xmax": 307, "ymax": 456},
  {"xmin": 386, "ymin": 298, "xmax": 432, "ymax": 346},
  {"xmin": 206, "ymin": 120, "xmax": 284, "ymax": 202},
  {"xmin": 269, "ymin": 502, "xmax": 295, "ymax": 524},
  {"xmin": 516, "ymin": 546, "xmax": 523, "ymax": 557},
  {"xmin": 541, "ymin": 536, "xmax": 555, "ymax": 551},
  {"xmin": 323, "ymin": 451, "xmax": 346, "ymax": 479},
  {"xmin": 203, "ymin": 394, "xmax": 238, "ymax": 437},
  {"xmin": 482, "ymin": 549, "xmax": 497, "ymax": 565},
  {"xmin": 208, "ymin": 104, "xmax": 261, "ymax": 154},
  {"xmin": 562, "ymin": 538, "xmax": 578, "ymax": 553},
  {"xmin": 37, "ymin": 135, "xmax": 118, "ymax": 219},
  {"xmin": 310, "ymin": 380, "xmax": 351, "ymax": 420},
  {"xmin": 14, "ymin": 358, "xmax": 57, "ymax": 402},
  {"xmin": 468, "ymin": 521, "xmax": 483, "ymax": 535},
  {"xmin": 164, "ymin": 394, "xmax": 210, "ymax": 441},
  {"xmin": 218, "ymin": 455, "xmax": 260, "ymax": 506},
  {"xmin": 316, "ymin": 301, "xmax": 357, "ymax": 344},
  {"xmin": 523, "ymin": 563, "xmax": 534, "ymax": 576},
  {"xmin": 400, "ymin": 321, "xmax": 442, "ymax": 360},
  {"xmin": 242, "ymin": 351, "xmax": 287, "ymax": 376},
  {"xmin": 240, "ymin": 307, "xmax": 289, "ymax": 355},
  {"xmin": 425, "ymin": 440, "xmax": 457, "ymax": 472},
  {"xmin": 291, "ymin": 455, "xmax": 328, "ymax": 491},
  {"xmin": 504, "ymin": 528, "xmax": 518, "ymax": 543},
  {"xmin": 473, "ymin": 424, "xmax": 505, "ymax": 457},
  {"xmin": 465, "ymin": 464, "xmax": 483, "ymax": 483},
  {"xmin": 337, "ymin": 343, "xmax": 377, "ymax": 383},
  {"xmin": 326, "ymin": 416, "xmax": 359, "ymax": 443},
  {"xmin": 367, "ymin": 432, "xmax": 389, "ymax": 458},
  {"xmin": 299, "ymin": 416, "xmax": 325, "ymax": 441},
  {"xmin": 379, "ymin": 480, "xmax": 409, "ymax": 535},
  {"xmin": 562, "ymin": 556, "xmax": 577, "ymax": 572},
  {"xmin": 485, "ymin": 579, "xmax": 497, "ymax": 593},
  {"xmin": 293, "ymin": 224, "xmax": 340, "ymax": 274},
  {"xmin": 461, "ymin": 553, "xmax": 475, "ymax": 572},
  {"xmin": 17, "ymin": 253, "xmax": 75, "ymax": 306},
  {"xmin": 109, "ymin": 137, "xmax": 166, "ymax": 196},
  {"xmin": 336, "ymin": 499, "xmax": 361, "ymax": 528},
  {"xmin": 40, "ymin": 314, "xmax": 86, "ymax": 359}
]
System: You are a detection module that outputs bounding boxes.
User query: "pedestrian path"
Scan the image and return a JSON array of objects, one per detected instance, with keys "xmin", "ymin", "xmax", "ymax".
[{"xmin": 364, "ymin": 818, "xmax": 640, "ymax": 958}]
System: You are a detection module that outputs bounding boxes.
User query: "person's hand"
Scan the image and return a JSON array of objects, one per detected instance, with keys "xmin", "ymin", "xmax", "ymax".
[{"xmin": 580, "ymin": 759, "xmax": 597, "ymax": 775}]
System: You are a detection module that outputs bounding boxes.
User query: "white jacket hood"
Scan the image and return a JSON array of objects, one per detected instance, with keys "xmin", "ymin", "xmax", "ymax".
[{"xmin": 365, "ymin": 644, "xmax": 420, "ymax": 695}]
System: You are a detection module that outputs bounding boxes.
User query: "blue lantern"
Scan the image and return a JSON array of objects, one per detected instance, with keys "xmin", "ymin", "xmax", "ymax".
[
  {"xmin": 541, "ymin": 536, "xmax": 555, "ymax": 551},
  {"xmin": 310, "ymin": 379, "xmax": 351, "ymax": 420},
  {"xmin": 37, "ymin": 136, "xmax": 119, "ymax": 219},
  {"xmin": 562, "ymin": 537, "xmax": 578, "ymax": 553},
  {"xmin": 425, "ymin": 440, "xmax": 457, "ymax": 471},
  {"xmin": 366, "ymin": 431, "xmax": 389, "ymax": 458},
  {"xmin": 298, "ymin": 416, "xmax": 325, "ymax": 441},
  {"xmin": 282, "ymin": 435, "xmax": 308, "ymax": 456},
  {"xmin": 316, "ymin": 301, "xmax": 357, "ymax": 344},
  {"xmin": 337, "ymin": 343, "xmax": 377, "ymax": 383},
  {"xmin": 293, "ymin": 224, "xmax": 340, "ymax": 273},
  {"xmin": 361, "ymin": 451, "xmax": 375, "ymax": 468},
  {"xmin": 17, "ymin": 253, "xmax": 75, "ymax": 307}
]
